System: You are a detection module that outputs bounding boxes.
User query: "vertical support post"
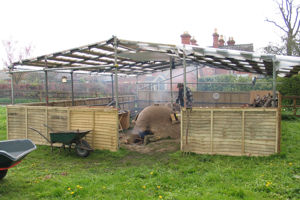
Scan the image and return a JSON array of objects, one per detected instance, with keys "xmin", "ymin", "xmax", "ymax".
[
  {"xmin": 183, "ymin": 46, "xmax": 187, "ymax": 108},
  {"xmin": 241, "ymin": 111, "xmax": 245, "ymax": 154},
  {"xmin": 293, "ymin": 98, "xmax": 297, "ymax": 116},
  {"xmin": 136, "ymin": 75, "xmax": 139, "ymax": 109},
  {"xmin": 92, "ymin": 111, "xmax": 95, "ymax": 148},
  {"xmin": 45, "ymin": 107, "xmax": 48, "ymax": 140},
  {"xmin": 44, "ymin": 70, "xmax": 49, "ymax": 106},
  {"xmin": 196, "ymin": 65, "xmax": 199, "ymax": 91},
  {"xmin": 45, "ymin": 57, "xmax": 49, "ymax": 106},
  {"xmin": 170, "ymin": 57, "xmax": 173, "ymax": 105},
  {"xmin": 71, "ymin": 71, "xmax": 74, "ymax": 106},
  {"xmin": 111, "ymin": 74, "xmax": 114, "ymax": 102},
  {"xmin": 10, "ymin": 72, "xmax": 14, "ymax": 105},
  {"xmin": 25, "ymin": 107, "xmax": 28, "ymax": 139},
  {"xmin": 180, "ymin": 109, "xmax": 183, "ymax": 151},
  {"xmin": 113, "ymin": 36, "xmax": 119, "ymax": 109},
  {"xmin": 275, "ymin": 109, "xmax": 279, "ymax": 153},
  {"xmin": 210, "ymin": 110, "xmax": 214, "ymax": 153},
  {"xmin": 67, "ymin": 108, "xmax": 71, "ymax": 130},
  {"xmin": 277, "ymin": 93, "xmax": 282, "ymax": 153},
  {"xmin": 272, "ymin": 58, "xmax": 278, "ymax": 107}
]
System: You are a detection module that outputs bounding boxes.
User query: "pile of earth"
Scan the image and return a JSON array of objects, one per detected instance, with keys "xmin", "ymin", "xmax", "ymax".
[{"xmin": 120, "ymin": 104, "xmax": 180, "ymax": 145}]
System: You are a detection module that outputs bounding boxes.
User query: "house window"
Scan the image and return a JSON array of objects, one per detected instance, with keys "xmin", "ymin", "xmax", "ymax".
[{"xmin": 153, "ymin": 77, "xmax": 165, "ymax": 91}]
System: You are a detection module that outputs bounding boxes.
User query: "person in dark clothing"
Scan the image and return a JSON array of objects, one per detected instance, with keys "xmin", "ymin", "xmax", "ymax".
[{"xmin": 176, "ymin": 83, "xmax": 193, "ymax": 108}]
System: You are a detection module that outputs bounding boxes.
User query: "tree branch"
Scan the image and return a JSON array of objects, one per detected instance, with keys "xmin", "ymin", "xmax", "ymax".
[
  {"xmin": 279, "ymin": 1, "xmax": 290, "ymax": 28},
  {"xmin": 266, "ymin": 18, "xmax": 288, "ymax": 33},
  {"xmin": 292, "ymin": 7, "xmax": 300, "ymax": 37},
  {"xmin": 286, "ymin": 0, "xmax": 292, "ymax": 25}
]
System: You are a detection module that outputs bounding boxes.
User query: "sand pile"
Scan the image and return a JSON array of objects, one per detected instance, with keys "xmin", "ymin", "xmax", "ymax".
[{"xmin": 132, "ymin": 104, "xmax": 180, "ymax": 139}]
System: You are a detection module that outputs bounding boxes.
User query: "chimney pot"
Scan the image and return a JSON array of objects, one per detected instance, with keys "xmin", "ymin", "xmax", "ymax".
[
  {"xmin": 181, "ymin": 31, "xmax": 191, "ymax": 45},
  {"xmin": 218, "ymin": 35, "xmax": 225, "ymax": 47},
  {"xmin": 213, "ymin": 28, "xmax": 219, "ymax": 48},
  {"xmin": 190, "ymin": 36, "xmax": 197, "ymax": 45}
]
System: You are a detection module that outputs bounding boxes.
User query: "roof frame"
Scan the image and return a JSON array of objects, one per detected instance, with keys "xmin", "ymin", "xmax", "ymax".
[{"xmin": 9, "ymin": 37, "xmax": 300, "ymax": 77}]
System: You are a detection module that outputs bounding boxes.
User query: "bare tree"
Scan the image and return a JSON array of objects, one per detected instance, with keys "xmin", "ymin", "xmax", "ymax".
[
  {"xmin": 266, "ymin": 0, "xmax": 300, "ymax": 56},
  {"xmin": 2, "ymin": 39, "xmax": 33, "ymax": 85}
]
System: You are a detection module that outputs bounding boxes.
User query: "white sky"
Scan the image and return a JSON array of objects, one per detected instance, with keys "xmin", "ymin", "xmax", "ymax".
[{"xmin": 0, "ymin": 0, "xmax": 292, "ymax": 69}]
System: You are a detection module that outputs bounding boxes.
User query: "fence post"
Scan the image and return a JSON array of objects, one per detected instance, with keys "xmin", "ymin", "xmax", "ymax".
[
  {"xmin": 10, "ymin": 73, "xmax": 14, "ymax": 105},
  {"xmin": 293, "ymin": 98, "xmax": 297, "ymax": 116}
]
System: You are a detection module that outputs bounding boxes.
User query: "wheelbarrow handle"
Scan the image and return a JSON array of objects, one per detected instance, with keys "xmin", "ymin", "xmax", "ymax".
[
  {"xmin": 29, "ymin": 127, "xmax": 52, "ymax": 144},
  {"xmin": 43, "ymin": 124, "xmax": 55, "ymax": 132}
]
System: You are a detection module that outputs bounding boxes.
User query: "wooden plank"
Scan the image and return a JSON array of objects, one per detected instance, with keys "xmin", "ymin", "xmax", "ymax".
[
  {"xmin": 210, "ymin": 110, "xmax": 213, "ymax": 153},
  {"xmin": 242, "ymin": 110, "xmax": 245, "ymax": 153},
  {"xmin": 180, "ymin": 109, "xmax": 183, "ymax": 151},
  {"xmin": 6, "ymin": 107, "xmax": 9, "ymax": 140},
  {"xmin": 92, "ymin": 111, "xmax": 95, "ymax": 148},
  {"xmin": 25, "ymin": 107, "xmax": 28, "ymax": 139},
  {"xmin": 67, "ymin": 108, "xmax": 70, "ymax": 130},
  {"xmin": 275, "ymin": 110, "xmax": 278, "ymax": 153},
  {"xmin": 278, "ymin": 93, "xmax": 282, "ymax": 153}
]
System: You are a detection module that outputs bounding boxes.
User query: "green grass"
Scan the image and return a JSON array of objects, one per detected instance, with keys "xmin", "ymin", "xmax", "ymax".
[
  {"xmin": 0, "ymin": 106, "xmax": 6, "ymax": 140},
  {"xmin": 0, "ymin": 106, "xmax": 299, "ymax": 200},
  {"xmin": 0, "ymin": 98, "xmax": 41, "ymax": 104}
]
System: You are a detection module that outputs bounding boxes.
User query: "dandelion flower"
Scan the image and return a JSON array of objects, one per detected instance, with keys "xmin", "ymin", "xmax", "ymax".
[
  {"xmin": 157, "ymin": 185, "xmax": 161, "ymax": 189},
  {"xmin": 159, "ymin": 195, "xmax": 163, "ymax": 199},
  {"xmin": 142, "ymin": 185, "xmax": 146, "ymax": 189},
  {"xmin": 265, "ymin": 181, "xmax": 272, "ymax": 187},
  {"xmin": 102, "ymin": 186, "xmax": 106, "ymax": 189},
  {"xmin": 67, "ymin": 187, "xmax": 71, "ymax": 191},
  {"xmin": 76, "ymin": 185, "xmax": 80, "ymax": 188},
  {"xmin": 150, "ymin": 171, "xmax": 153, "ymax": 175},
  {"xmin": 70, "ymin": 192, "xmax": 74, "ymax": 195},
  {"xmin": 289, "ymin": 162, "xmax": 293, "ymax": 166}
]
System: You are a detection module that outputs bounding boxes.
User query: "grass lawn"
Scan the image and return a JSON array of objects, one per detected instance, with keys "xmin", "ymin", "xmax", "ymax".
[
  {"xmin": 0, "ymin": 98, "xmax": 41, "ymax": 105},
  {"xmin": 0, "ymin": 106, "xmax": 299, "ymax": 199}
]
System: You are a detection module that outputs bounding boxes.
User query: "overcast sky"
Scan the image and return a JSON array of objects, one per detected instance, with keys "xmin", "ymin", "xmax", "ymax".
[{"xmin": 0, "ymin": 0, "xmax": 293, "ymax": 69}]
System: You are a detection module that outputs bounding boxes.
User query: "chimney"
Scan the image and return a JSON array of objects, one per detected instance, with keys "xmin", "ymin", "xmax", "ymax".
[
  {"xmin": 227, "ymin": 37, "xmax": 235, "ymax": 46},
  {"xmin": 190, "ymin": 36, "xmax": 197, "ymax": 45},
  {"xmin": 180, "ymin": 31, "xmax": 191, "ymax": 45},
  {"xmin": 212, "ymin": 28, "xmax": 219, "ymax": 48},
  {"xmin": 218, "ymin": 35, "xmax": 225, "ymax": 47}
]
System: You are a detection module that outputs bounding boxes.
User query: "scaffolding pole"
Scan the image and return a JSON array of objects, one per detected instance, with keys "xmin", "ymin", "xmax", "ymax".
[
  {"xmin": 136, "ymin": 75, "xmax": 139, "ymax": 108},
  {"xmin": 10, "ymin": 73, "xmax": 14, "ymax": 105},
  {"xmin": 111, "ymin": 74, "xmax": 114, "ymax": 102},
  {"xmin": 114, "ymin": 36, "xmax": 119, "ymax": 109},
  {"xmin": 44, "ymin": 70, "xmax": 49, "ymax": 106},
  {"xmin": 272, "ymin": 59, "xmax": 278, "ymax": 107},
  {"xmin": 183, "ymin": 46, "xmax": 187, "ymax": 108},
  {"xmin": 170, "ymin": 57, "xmax": 173, "ymax": 105},
  {"xmin": 71, "ymin": 71, "xmax": 74, "ymax": 106},
  {"xmin": 44, "ymin": 58, "xmax": 49, "ymax": 106},
  {"xmin": 196, "ymin": 65, "xmax": 199, "ymax": 91}
]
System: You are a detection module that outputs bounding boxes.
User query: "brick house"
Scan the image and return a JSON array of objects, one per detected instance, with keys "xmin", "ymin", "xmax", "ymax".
[{"xmin": 118, "ymin": 30, "xmax": 255, "ymax": 92}]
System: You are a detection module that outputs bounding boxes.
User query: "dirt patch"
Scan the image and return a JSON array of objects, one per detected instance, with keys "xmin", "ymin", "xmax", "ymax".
[
  {"xmin": 120, "ymin": 138, "xmax": 180, "ymax": 154},
  {"xmin": 119, "ymin": 104, "xmax": 180, "ymax": 154}
]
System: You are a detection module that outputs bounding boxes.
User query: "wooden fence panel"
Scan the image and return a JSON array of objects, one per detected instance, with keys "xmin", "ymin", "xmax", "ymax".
[
  {"xmin": 7, "ymin": 107, "xmax": 26, "ymax": 140},
  {"xmin": 138, "ymin": 91, "xmax": 250, "ymax": 107},
  {"xmin": 27, "ymin": 107, "xmax": 47, "ymax": 145},
  {"xmin": 181, "ymin": 108, "xmax": 280, "ymax": 156},
  {"xmin": 7, "ymin": 106, "xmax": 119, "ymax": 152}
]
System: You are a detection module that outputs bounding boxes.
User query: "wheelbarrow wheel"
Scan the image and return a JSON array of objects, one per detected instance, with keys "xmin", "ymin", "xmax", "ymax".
[
  {"xmin": 0, "ymin": 170, "xmax": 8, "ymax": 180},
  {"xmin": 75, "ymin": 140, "xmax": 90, "ymax": 157}
]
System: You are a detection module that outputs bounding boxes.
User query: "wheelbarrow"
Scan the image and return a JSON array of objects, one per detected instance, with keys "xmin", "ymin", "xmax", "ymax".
[
  {"xmin": 0, "ymin": 139, "xmax": 36, "ymax": 180},
  {"xmin": 29, "ymin": 125, "xmax": 93, "ymax": 157}
]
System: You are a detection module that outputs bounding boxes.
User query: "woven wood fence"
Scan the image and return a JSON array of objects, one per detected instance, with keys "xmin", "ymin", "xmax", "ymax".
[
  {"xmin": 6, "ymin": 106, "xmax": 119, "ymax": 151},
  {"xmin": 181, "ymin": 107, "xmax": 281, "ymax": 156}
]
